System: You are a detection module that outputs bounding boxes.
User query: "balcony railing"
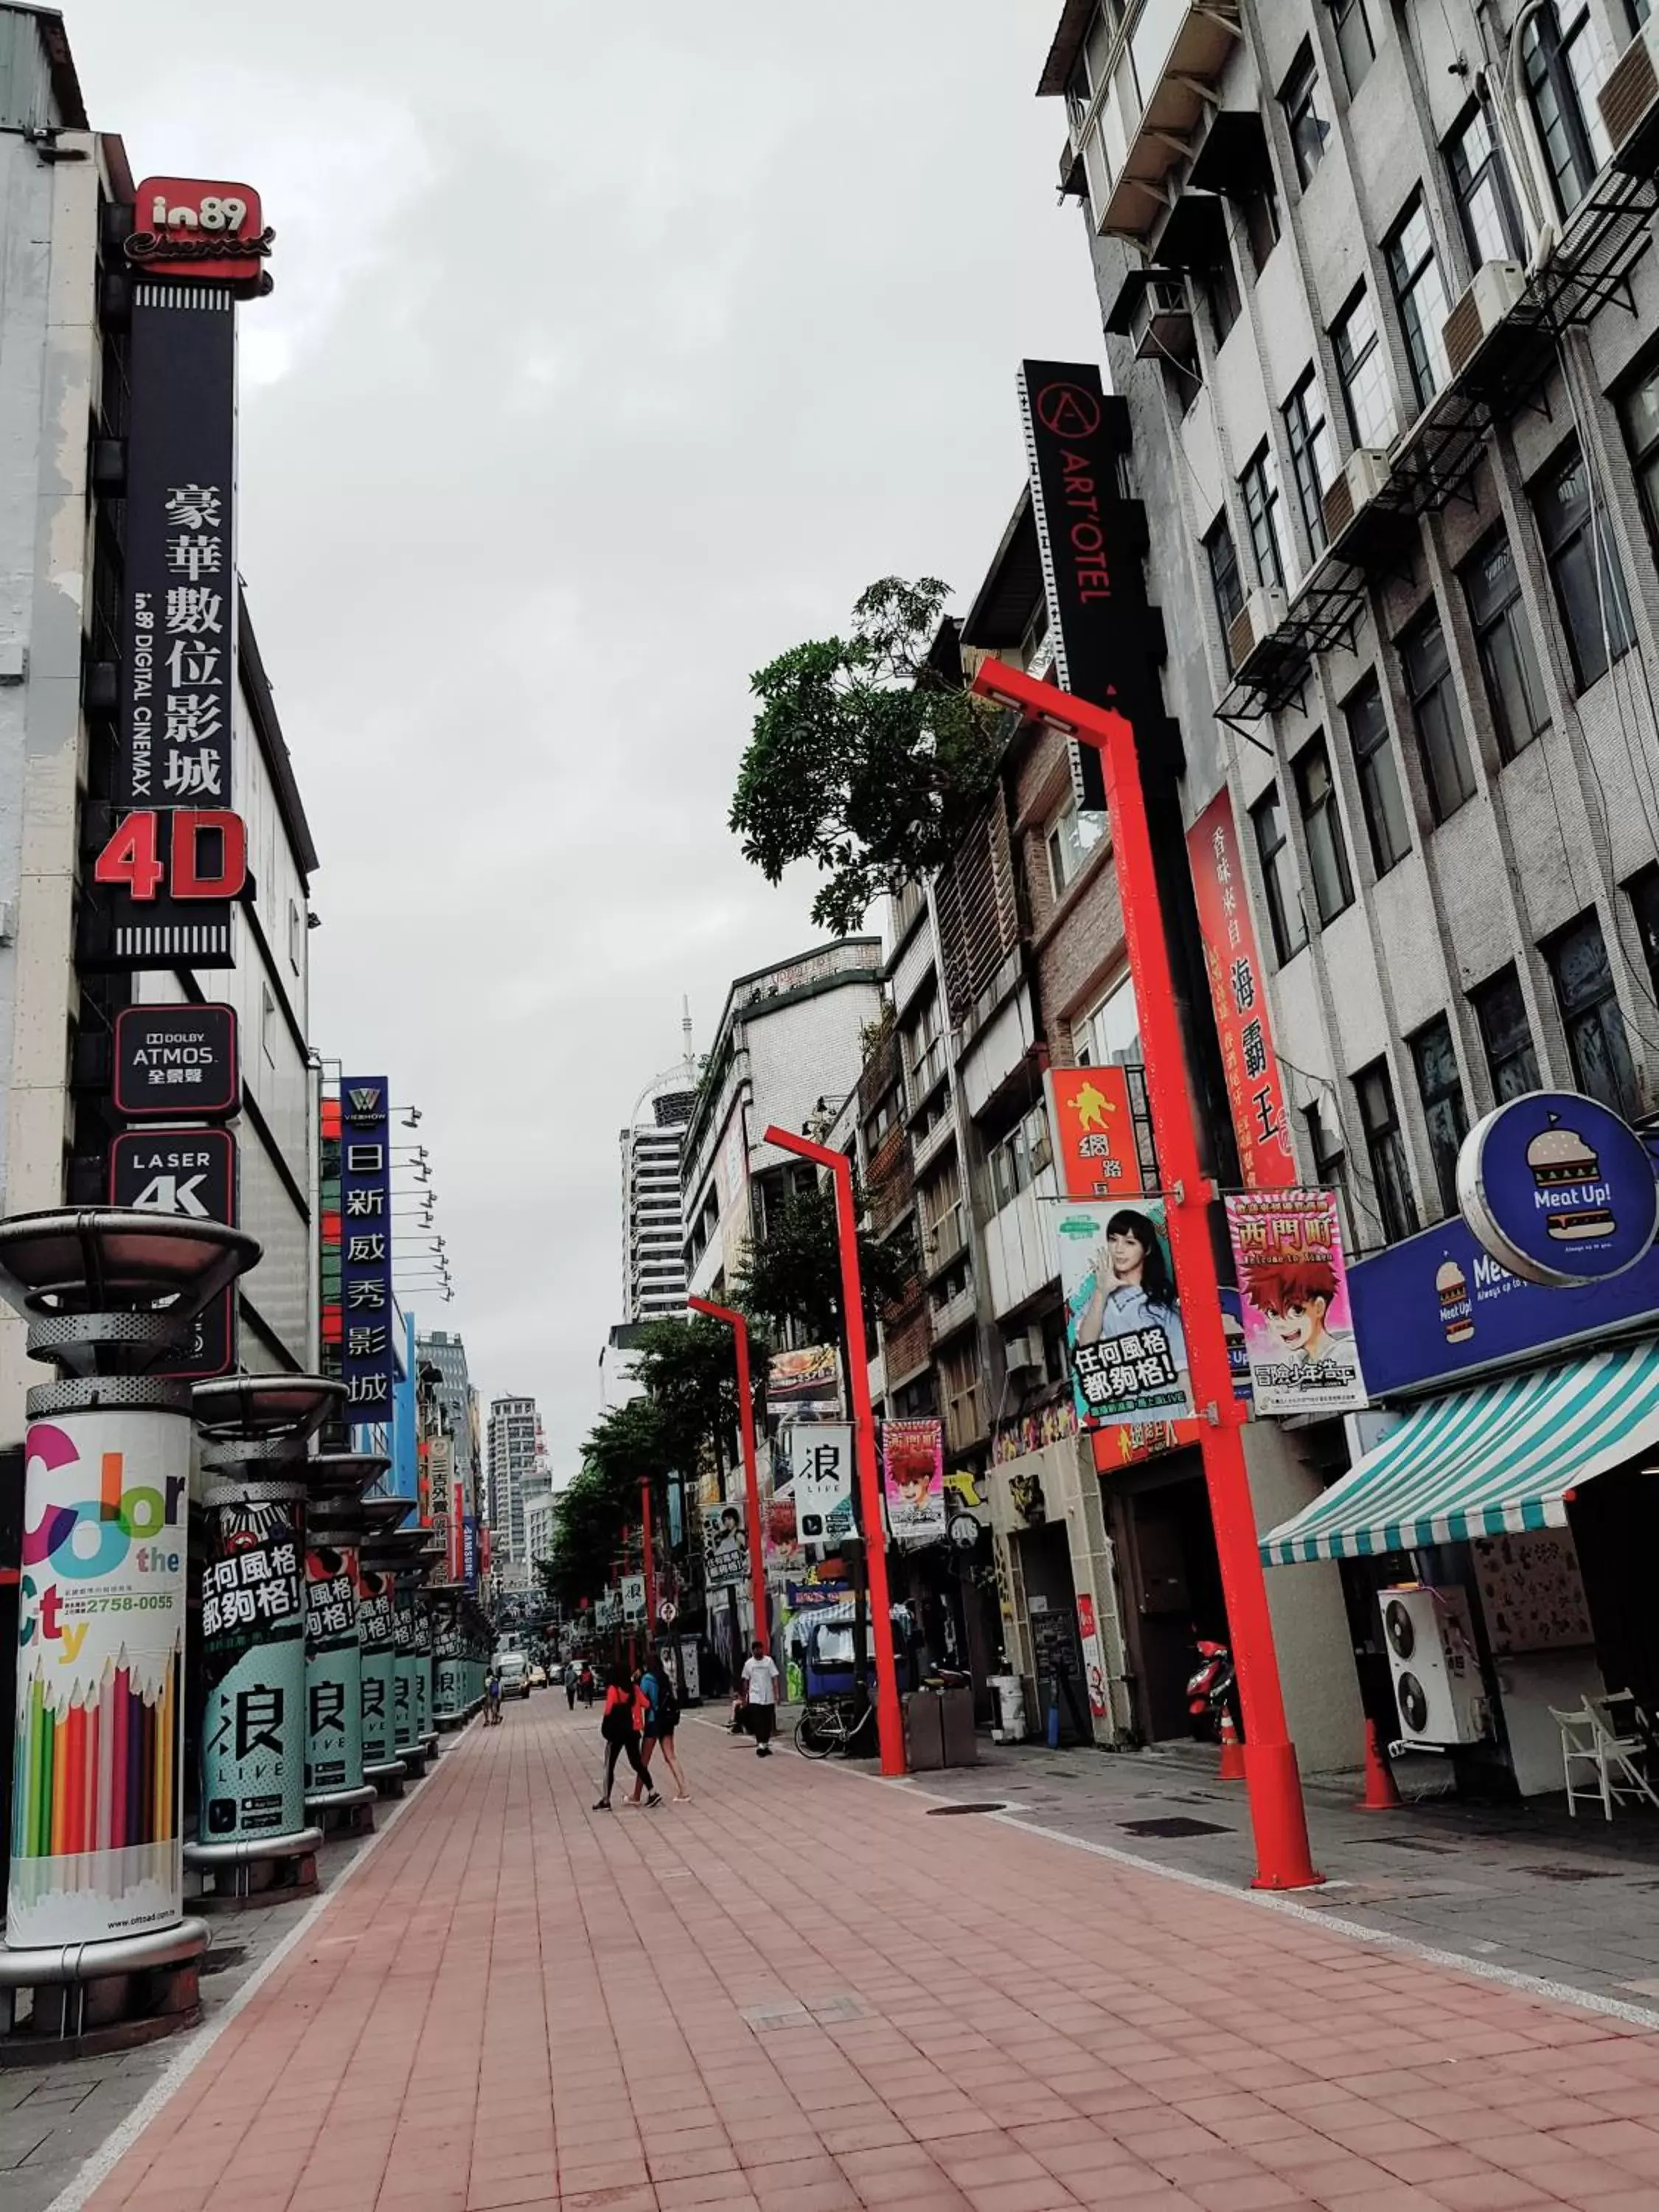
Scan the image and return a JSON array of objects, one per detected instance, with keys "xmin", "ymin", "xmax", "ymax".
[{"xmin": 1065, "ymin": 0, "xmax": 1243, "ymax": 245}]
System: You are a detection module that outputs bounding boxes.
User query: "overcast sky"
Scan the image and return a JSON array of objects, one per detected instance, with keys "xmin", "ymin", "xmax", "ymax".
[{"xmin": 69, "ymin": 2, "xmax": 1102, "ymax": 1472}]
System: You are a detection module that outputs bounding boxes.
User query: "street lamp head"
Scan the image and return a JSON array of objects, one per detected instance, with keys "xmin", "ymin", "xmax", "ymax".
[{"xmin": 967, "ymin": 657, "xmax": 1124, "ymax": 751}]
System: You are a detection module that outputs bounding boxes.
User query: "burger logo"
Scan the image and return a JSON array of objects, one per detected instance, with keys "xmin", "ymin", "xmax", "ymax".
[
  {"xmin": 1436, "ymin": 1258, "xmax": 1472, "ymax": 1344},
  {"xmin": 1526, "ymin": 1116, "xmax": 1616, "ymax": 1244}
]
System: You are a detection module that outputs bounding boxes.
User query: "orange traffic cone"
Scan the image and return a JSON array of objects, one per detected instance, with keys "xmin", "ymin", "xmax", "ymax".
[
  {"xmin": 1217, "ymin": 1708, "xmax": 1246, "ymax": 1781},
  {"xmin": 1356, "ymin": 1720, "xmax": 1402, "ymax": 1810}
]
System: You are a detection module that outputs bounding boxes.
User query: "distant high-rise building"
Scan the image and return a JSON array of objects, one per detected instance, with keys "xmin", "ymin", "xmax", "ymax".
[
  {"xmin": 622, "ymin": 1081, "xmax": 695, "ymax": 1321},
  {"xmin": 417, "ymin": 1329, "xmax": 480, "ymax": 1510},
  {"xmin": 486, "ymin": 1394, "xmax": 540, "ymax": 1564}
]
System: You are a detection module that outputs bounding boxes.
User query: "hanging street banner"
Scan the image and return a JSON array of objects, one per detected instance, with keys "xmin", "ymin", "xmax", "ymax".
[
  {"xmin": 768, "ymin": 1343, "xmax": 841, "ymax": 1419},
  {"xmin": 785, "ymin": 1424, "xmax": 855, "ymax": 1545},
  {"xmin": 1187, "ymin": 789, "xmax": 1296, "ymax": 1190},
  {"xmin": 1227, "ymin": 1190, "xmax": 1367, "ymax": 1416},
  {"xmin": 114, "ymin": 1002, "xmax": 239, "ymax": 1117},
  {"xmin": 199, "ymin": 1487, "xmax": 305, "ymax": 1843},
  {"xmin": 1058, "ymin": 1200, "xmax": 1194, "ymax": 1425},
  {"xmin": 111, "ymin": 1127, "xmax": 237, "ymax": 1379},
  {"xmin": 303, "ymin": 1543, "xmax": 363, "ymax": 1798},
  {"xmin": 702, "ymin": 1500, "xmax": 747, "ymax": 1589},
  {"xmin": 9, "ymin": 1411, "xmax": 191, "ymax": 1948},
  {"xmin": 340, "ymin": 1079, "xmax": 397, "ymax": 1419},
  {"xmin": 882, "ymin": 1419, "xmax": 947, "ymax": 1545},
  {"xmin": 1046, "ymin": 1064, "xmax": 1141, "ymax": 1200},
  {"xmin": 621, "ymin": 1573, "xmax": 647, "ymax": 1621}
]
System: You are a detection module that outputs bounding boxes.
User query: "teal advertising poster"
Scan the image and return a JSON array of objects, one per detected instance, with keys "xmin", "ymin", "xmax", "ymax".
[
  {"xmin": 356, "ymin": 1564, "xmax": 397, "ymax": 1767},
  {"xmin": 303, "ymin": 1543, "xmax": 363, "ymax": 1795},
  {"xmin": 200, "ymin": 1494, "xmax": 305, "ymax": 1843}
]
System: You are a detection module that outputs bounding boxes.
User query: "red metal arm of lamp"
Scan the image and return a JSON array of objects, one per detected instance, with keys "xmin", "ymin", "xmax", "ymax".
[
  {"xmin": 968, "ymin": 655, "xmax": 1319, "ymax": 1891},
  {"xmin": 686, "ymin": 1295, "xmax": 770, "ymax": 1662},
  {"xmin": 759, "ymin": 1124, "xmax": 906, "ymax": 1779}
]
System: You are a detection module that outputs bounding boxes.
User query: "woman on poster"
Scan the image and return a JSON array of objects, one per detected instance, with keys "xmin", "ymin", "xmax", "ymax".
[{"xmin": 1072, "ymin": 1209, "xmax": 1188, "ymax": 1369}]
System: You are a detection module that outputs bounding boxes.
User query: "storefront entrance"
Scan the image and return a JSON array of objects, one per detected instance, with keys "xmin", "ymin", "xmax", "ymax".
[
  {"xmin": 1013, "ymin": 1521, "xmax": 1090, "ymax": 1743},
  {"xmin": 1105, "ymin": 1453, "xmax": 1228, "ymax": 1745}
]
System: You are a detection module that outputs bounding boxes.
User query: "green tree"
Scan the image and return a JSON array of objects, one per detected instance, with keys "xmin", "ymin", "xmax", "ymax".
[
  {"xmin": 540, "ymin": 1398, "xmax": 669, "ymax": 1614},
  {"xmin": 733, "ymin": 1175, "xmax": 915, "ymax": 1347},
  {"xmin": 630, "ymin": 1313, "xmax": 766, "ymax": 1481},
  {"xmin": 729, "ymin": 576, "xmax": 1004, "ymax": 935}
]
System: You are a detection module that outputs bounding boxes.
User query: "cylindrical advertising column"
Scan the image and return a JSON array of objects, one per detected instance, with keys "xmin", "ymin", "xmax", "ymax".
[
  {"xmin": 433, "ymin": 1608, "xmax": 462, "ymax": 1727},
  {"xmin": 197, "ymin": 1471, "xmax": 307, "ymax": 1852},
  {"xmin": 414, "ymin": 1598, "xmax": 436, "ymax": 1753},
  {"xmin": 10, "ymin": 1407, "xmax": 192, "ymax": 1950},
  {"xmin": 356, "ymin": 1565, "xmax": 404, "ymax": 1792},
  {"xmin": 303, "ymin": 1538, "xmax": 370, "ymax": 1821},
  {"xmin": 386, "ymin": 1576, "xmax": 428, "ymax": 1777}
]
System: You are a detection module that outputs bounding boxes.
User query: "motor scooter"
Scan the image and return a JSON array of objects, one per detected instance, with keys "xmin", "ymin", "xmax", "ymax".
[{"xmin": 1186, "ymin": 1637, "xmax": 1237, "ymax": 1741}]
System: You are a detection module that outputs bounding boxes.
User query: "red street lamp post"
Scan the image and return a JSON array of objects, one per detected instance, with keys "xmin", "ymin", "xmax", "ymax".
[
  {"xmin": 640, "ymin": 1476, "xmax": 657, "ymax": 1633},
  {"xmin": 760, "ymin": 1124, "xmax": 906, "ymax": 1779},
  {"xmin": 970, "ymin": 656, "xmax": 1319, "ymax": 1890},
  {"xmin": 687, "ymin": 1295, "xmax": 770, "ymax": 1660}
]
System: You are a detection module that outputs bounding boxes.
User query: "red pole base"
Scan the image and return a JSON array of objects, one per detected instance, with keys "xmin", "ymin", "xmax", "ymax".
[
  {"xmin": 1355, "ymin": 1721, "xmax": 1404, "ymax": 1811},
  {"xmin": 1243, "ymin": 1739, "xmax": 1324, "ymax": 1890}
]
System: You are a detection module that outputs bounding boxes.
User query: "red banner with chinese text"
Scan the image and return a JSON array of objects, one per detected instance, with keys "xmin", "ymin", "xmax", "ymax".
[{"xmin": 1186, "ymin": 788, "xmax": 1296, "ymax": 1189}]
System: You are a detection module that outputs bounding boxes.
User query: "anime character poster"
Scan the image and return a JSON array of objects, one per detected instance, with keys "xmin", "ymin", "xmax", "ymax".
[
  {"xmin": 880, "ymin": 1419, "xmax": 946, "ymax": 1545},
  {"xmin": 1057, "ymin": 1201, "xmax": 1193, "ymax": 1425},
  {"xmin": 1226, "ymin": 1189, "xmax": 1368, "ymax": 1416}
]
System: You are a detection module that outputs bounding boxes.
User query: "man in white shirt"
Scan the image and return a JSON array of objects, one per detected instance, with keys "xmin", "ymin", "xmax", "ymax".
[{"xmin": 740, "ymin": 1639, "xmax": 781, "ymax": 1758}]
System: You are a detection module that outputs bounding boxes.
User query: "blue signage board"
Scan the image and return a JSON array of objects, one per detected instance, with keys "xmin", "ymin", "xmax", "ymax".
[
  {"xmin": 462, "ymin": 1514, "xmax": 479, "ymax": 1590},
  {"xmin": 1458, "ymin": 1091, "xmax": 1659, "ymax": 1287},
  {"xmin": 340, "ymin": 1078, "xmax": 397, "ymax": 1418},
  {"xmin": 1349, "ymin": 1211, "xmax": 1659, "ymax": 1399}
]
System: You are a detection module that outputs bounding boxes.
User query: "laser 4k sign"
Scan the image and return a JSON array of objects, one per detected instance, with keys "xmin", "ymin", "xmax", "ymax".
[{"xmin": 111, "ymin": 1129, "xmax": 237, "ymax": 1377}]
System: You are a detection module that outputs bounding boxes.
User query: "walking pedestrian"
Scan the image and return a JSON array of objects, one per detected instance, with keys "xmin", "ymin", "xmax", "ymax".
[
  {"xmin": 630, "ymin": 1647, "xmax": 690, "ymax": 1804},
  {"xmin": 741, "ymin": 1638, "xmax": 781, "ymax": 1759},
  {"xmin": 579, "ymin": 1660, "xmax": 595, "ymax": 1707},
  {"xmin": 564, "ymin": 1658, "xmax": 579, "ymax": 1710},
  {"xmin": 594, "ymin": 1663, "xmax": 660, "ymax": 1811}
]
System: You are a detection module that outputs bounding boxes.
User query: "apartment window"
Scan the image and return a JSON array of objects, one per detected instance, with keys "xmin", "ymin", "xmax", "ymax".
[
  {"xmin": 1294, "ymin": 736, "xmax": 1353, "ymax": 925},
  {"xmin": 987, "ymin": 1102, "xmax": 1052, "ymax": 1213},
  {"xmin": 1344, "ymin": 673, "xmax": 1412, "ymax": 874},
  {"xmin": 1621, "ymin": 352, "xmax": 1659, "ymax": 554},
  {"xmin": 1281, "ymin": 44, "xmax": 1329, "ymax": 187},
  {"xmin": 904, "ymin": 990, "xmax": 947, "ymax": 1102},
  {"xmin": 1203, "ymin": 254, "xmax": 1242, "ymax": 347},
  {"xmin": 1446, "ymin": 103, "xmax": 1524, "ymax": 268},
  {"xmin": 1471, "ymin": 964, "xmax": 1541, "ymax": 1103},
  {"xmin": 1075, "ymin": 972, "xmax": 1141, "ymax": 1068},
  {"xmin": 1284, "ymin": 369, "xmax": 1337, "ymax": 554},
  {"xmin": 1387, "ymin": 193, "xmax": 1451, "ymax": 410},
  {"xmin": 1332, "ymin": 288, "xmax": 1394, "ymax": 449},
  {"xmin": 1465, "ymin": 529, "xmax": 1550, "ymax": 758},
  {"xmin": 1046, "ymin": 796, "xmax": 1106, "ymax": 899},
  {"xmin": 1206, "ymin": 512, "xmax": 1245, "ymax": 646},
  {"xmin": 1547, "ymin": 910, "xmax": 1639, "ymax": 1116},
  {"xmin": 1534, "ymin": 440, "xmax": 1635, "ymax": 691},
  {"xmin": 1240, "ymin": 444, "xmax": 1293, "ymax": 593},
  {"xmin": 1355, "ymin": 1059, "xmax": 1419, "ymax": 1245},
  {"xmin": 1240, "ymin": 174, "xmax": 1281, "ymax": 276},
  {"xmin": 260, "ymin": 984, "xmax": 277, "ymax": 1068},
  {"xmin": 1329, "ymin": 0, "xmax": 1377, "ymax": 96},
  {"xmin": 1253, "ymin": 785, "xmax": 1307, "ymax": 964},
  {"xmin": 1399, "ymin": 605, "xmax": 1475, "ymax": 820},
  {"xmin": 1522, "ymin": 1, "xmax": 1610, "ymax": 216},
  {"xmin": 1411, "ymin": 1015, "xmax": 1470, "ymax": 1216},
  {"xmin": 863, "ymin": 1086, "xmax": 900, "ymax": 1153}
]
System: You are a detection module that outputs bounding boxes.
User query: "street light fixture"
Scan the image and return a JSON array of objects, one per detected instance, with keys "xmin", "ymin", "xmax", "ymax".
[
  {"xmin": 759, "ymin": 1124, "xmax": 905, "ymax": 1780},
  {"xmin": 969, "ymin": 654, "xmax": 1319, "ymax": 1891}
]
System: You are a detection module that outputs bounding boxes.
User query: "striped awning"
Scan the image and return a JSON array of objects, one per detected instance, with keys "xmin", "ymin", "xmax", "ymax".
[{"xmin": 1259, "ymin": 1341, "xmax": 1659, "ymax": 1565}]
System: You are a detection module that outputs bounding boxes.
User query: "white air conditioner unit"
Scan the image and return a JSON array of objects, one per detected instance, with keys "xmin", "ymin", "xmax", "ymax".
[
  {"xmin": 1321, "ymin": 446, "xmax": 1391, "ymax": 548},
  {"xmin": 1601, "ymin": 17, "xmax": 1659, "ymax": 177},
  {"xmin": 1002, "ymin": 1328, "xmax": 1043, "ymax": 1375},
  {"xmin": 1442, "ymin": 259, "xmax": 1526, "ymax": 381},
  {"xmin": 1130, "ymin": 274, "xmax": 1194, "ymax": 363},
  {"xmin": 1226, "ymin": 585, "xmax": 1288, "ymax": 681},
  {"xmin": 1380, "ymin": 1587, "xmax": 1489, "ymax": 1748}
]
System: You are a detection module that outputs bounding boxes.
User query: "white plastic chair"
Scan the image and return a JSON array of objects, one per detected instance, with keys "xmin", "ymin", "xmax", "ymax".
[{"xmin": 1551, "ymin": 1699, "xmax": 1659, "ymax": 1819}]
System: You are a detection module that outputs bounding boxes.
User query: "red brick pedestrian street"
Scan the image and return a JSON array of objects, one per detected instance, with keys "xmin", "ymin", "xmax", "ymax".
[{"xmin": 72, "ymin": 1697, "xmax": 1659, "ymax": 2212}]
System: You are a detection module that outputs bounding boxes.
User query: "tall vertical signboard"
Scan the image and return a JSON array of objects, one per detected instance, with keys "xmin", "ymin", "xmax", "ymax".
[
  {"xmin": 88, "ymin": 181, "xmax": 272, "ymax": 969},
  {"xmin": 9, "ymin": 1414, "xmax": 191, "ymax": 1947},
  {"xmin": 198, "ymin": 1484, "xmax": 305, "ymax": 1842},
  {"xmin": 340, "ymin": 1080, "xmax": 397, "ymax": 1420},
  {"xmin": 110, "ymin": 1128, "xmax": 238, "ymax": 1377},
  {"xmin": 1187, "ymin": 790, "xmax": 1296, "ymax": 1189}
]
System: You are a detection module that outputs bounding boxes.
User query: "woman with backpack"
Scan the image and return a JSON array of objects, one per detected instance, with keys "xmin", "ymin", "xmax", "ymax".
[
  {"xmin": 594, "ymin": 1663, "xmax": 660, "ymax": 1812},
  {"xmin": 629, "ymin": 1648, "xmax": 690, "ymax": 1804}
]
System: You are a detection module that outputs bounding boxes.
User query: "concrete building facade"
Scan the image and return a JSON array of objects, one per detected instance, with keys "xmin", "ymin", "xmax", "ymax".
[
  {"xmin": 486, "ymin": 1391, "xmax": 540, "ymax": 1566},
  {"xmin": 621, "ymin": 1081, "xmax": 695, "ymax": 1321}
]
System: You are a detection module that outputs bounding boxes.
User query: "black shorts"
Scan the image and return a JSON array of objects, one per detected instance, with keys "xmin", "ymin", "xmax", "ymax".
[{"xmin": 749, "ymin": 1705, "xmax": 776, "ymax": 1745}]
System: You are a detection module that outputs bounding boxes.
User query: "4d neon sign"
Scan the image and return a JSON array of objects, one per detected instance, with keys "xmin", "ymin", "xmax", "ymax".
[
  {"xmin": 126, "ymin": 176, "xmax": 274, "ymax": 292},
  {"xmin": 94, "ymin": 809, "xmax": 248, "ymax": 902}
]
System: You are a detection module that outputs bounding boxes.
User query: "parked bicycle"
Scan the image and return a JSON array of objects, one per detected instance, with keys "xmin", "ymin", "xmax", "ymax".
[{"xmin": 793, "ymin": 1694, "xmax": 877, "ymax": 1760}]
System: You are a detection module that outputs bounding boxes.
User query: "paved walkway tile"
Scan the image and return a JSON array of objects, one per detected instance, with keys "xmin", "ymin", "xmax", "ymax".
[{"xmin": 69, "ymin": 1697, "xmax": 1659, "ymax": 2211}]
